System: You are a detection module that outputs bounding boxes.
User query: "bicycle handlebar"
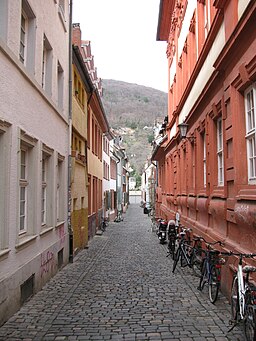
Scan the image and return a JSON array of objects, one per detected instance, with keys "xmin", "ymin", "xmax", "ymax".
[
  {"xmin": 194, "ymin": 236, "xmax": 224, "ymax": 247},
  {"xmin": 220, "ymin": 252, "xmax": 256, "ymax": 258},
  {"xmin": 179, "ymin": 227, "xmax": 192, "ymax": 235}
]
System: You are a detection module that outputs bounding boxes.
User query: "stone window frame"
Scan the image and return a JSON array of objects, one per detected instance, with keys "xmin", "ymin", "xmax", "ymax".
[
  {"xmin": 244, "ymin": 83, "xmax": 256, "ymax": 184},
  {"xmin": 0, "ymin": 119, "xmax": 11, "ymax": 255},
  {"xmin": 216, "ymin": 117, "xmax": 224, "ymax": 186}
]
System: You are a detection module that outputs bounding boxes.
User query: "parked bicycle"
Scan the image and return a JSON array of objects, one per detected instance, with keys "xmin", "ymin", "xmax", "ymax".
[
  {"xmin": 101, "ymin": 217, "xmax": 109, "ymax": 231},
  {"xmin": 172, "ymin": 227, "xmax": 203, "ymax": 276},
  {"xmin": 228, "ymin": 252, "xmax": 256, "ymax": 341},
  {"xmin": 197, "ymin": 238, "xmax": 225, "ymax": 304},
  {"xmin": 167, "ymin": 220, "xmax": 177, "ymax": 260},
  {"xmin": 114, "ymin": 210, "xmax": 123, "ymax": 222}
]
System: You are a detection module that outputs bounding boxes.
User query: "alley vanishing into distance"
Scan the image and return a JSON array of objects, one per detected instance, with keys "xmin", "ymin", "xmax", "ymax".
[{"xmin": 0, "ymin": 204, "xmax": 245, "ymax": 341}]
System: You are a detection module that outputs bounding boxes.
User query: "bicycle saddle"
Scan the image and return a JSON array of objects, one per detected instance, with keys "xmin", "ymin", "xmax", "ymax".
[{"xmin": 243, "ymin": 265, "xmax": 256, "ymax": 273}]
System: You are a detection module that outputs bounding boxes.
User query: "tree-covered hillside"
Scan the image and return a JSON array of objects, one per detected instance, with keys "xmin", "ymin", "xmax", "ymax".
[{"xmin": 102, "ymin": 79, "xmax": 168, "ymax": 174}]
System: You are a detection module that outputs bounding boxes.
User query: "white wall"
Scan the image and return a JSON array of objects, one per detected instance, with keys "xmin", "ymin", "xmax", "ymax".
[{"xmin": 0, "ymin": 0, "xmax": 70, "ymax": 325}]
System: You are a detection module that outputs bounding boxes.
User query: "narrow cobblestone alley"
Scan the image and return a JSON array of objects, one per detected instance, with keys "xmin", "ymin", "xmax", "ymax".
[{"xmin": 0, "ymin": 204, "xmax": 245, "ymax": 341}]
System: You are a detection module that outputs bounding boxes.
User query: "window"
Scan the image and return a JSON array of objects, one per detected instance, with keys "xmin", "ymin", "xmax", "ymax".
[
  {"xmin": 20, "ymin": 12, "xmax": 27, "ymax": 64},
  {"xmin": 58, "ymin": 0, "xmax": 67, "ymax": 31},
  {"xmin": 217, "ymin": 117, "xmax": 224, "ymax": 186},
  {"xmin": 57, "ymin": 61, "xmax": 64, "ymax": 110},
  {"xmin": 59, "ymin": 0, "xmax": 65, "ymax": 15},
  {"xmin": 19, "ymin": 148, "xmax": 28, "ymax": 233},
  {"xmin": 203, "ymin": 133, "xmax": 206, "ymax": 187},
  {"xmin": 245, "ymin": 84, "xmax": 256, "ymax": 183},
  {"xmin": 19, "ymin": 0, "xmax": 36, "ymax": 72},
  {"xmin": 56, "ymin": 154, "xmax": 64, "ymax": 223},
  {"xmin": 41, "ymin": 145, "xmax": 53, "ymax": 228},
  {"xmin": 41, "ymin": 153, "xmax": 48, "ymax": 225},
  {"xmin": 19, "ymin": 133, "xmax": 36, "ymax": 236},
  {"xmin": 204, "ymin": 0, "xmax": 211, "ymax": 37},
  {"xmin": 42, "ymin": 35, "xmax": 53, "ymax": 95}
]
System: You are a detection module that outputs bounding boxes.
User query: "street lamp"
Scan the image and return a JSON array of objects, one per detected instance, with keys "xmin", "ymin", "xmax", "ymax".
[{"xmin": 178, "ymin": 122, "xmax": 196, "ymax": 142}]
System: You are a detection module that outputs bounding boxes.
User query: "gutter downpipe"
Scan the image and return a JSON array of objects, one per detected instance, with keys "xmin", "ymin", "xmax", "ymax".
[{"xmin": 68, "ymin": 0, "xmax": 73, "ymax": 263}]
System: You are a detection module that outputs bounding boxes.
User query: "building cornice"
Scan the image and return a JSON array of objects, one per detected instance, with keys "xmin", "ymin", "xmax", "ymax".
[
  {"xmin": 156, "ymin": 0, "xmax": 175, "ymax": 41},
  {"xmin": 213, "ymin": 1, "xmax": 256, "ymax": 73}
]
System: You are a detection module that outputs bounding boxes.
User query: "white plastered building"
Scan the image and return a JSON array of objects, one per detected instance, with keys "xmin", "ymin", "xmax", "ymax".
[{"xmin": 0, "ymin": 0, "xmax": 70, "ymax": 325}]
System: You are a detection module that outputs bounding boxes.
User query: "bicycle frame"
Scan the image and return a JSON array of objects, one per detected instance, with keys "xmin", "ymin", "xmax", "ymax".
[
  {"xmin": 197, "ymin": 239, "xmax": 224, "ymax": 303},
  {"xmin": 237, "ymin": 259, "xmax": 246, "ymax": 320},
  {"xmin": 180, "ymin": 239, "xmax": 192, "ymax": 266},
  {"xmin": 228, "ymin": 252, "xmax": 256, "ymax": 341},
  {"xmin": 172, "ymin": 230, "xmax": 193, "ymax": 273}
]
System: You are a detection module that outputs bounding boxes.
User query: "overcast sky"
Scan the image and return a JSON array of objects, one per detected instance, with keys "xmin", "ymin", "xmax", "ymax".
[{"xmin": 72, "ymin": 0, "xmax": 168, "ymax": 93}]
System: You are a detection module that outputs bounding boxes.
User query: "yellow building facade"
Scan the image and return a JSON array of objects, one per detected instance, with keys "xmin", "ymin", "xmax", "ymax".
[{"xmin": 71, "ymin": 46, "xmax": 94, "ymax": 254}]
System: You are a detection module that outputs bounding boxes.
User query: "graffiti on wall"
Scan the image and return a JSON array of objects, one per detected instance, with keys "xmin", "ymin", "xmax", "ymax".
[
  {"xmin": 235, "ymin": 204, "xmax": 256, "ymax": 228},
  {"xmin": 40, "ymin": 251, "xmax": 54, "ymax": 278}
]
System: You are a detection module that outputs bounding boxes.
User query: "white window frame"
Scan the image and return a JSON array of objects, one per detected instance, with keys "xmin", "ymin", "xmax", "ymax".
[
  {"xmin": 203, "ymin": 132, "xmax": 206, "ymax": 187},
  {"xmin": 41, "ymin": 145, "xmax": 54, "ymax": 229},
  {"xmin": 56, "ymin": 154, "xmax": 65, "ymax": 224},
  {"xmin": 217, "ymin": 117, "xmax": 224, "ymax": 186},
  {"xmin": 245, "ymin": 84, "xmax": 256, "ymax": 184},
  {"xmin": 19, "ymin": 147, "xmax": 28, "ymax": 234},
  {"xmin": 57, "ymin": 61, "xmax": 64, "ymax": 110},
  {"xmin": 19, "ymin": 0, "xmax": 36, "ymax": 72},
  {"xmin": 19, "ymin": 11, "xmax": 28, "ymax": 64},
  {"xmin": 59, "ymin": 0, "xmax": 65, "ymax": 14},
  {"xmin": 42, "ymin": 45, "xmax": 46, "ymax": 88},
  {"xmin": 41, "ymin": 152, "xmax": 48, "ymax": 226},
  {"xmin": 204, "ymin": 0, "xmax": 211, "ymax": 37},
  {"xmin": 41, "ymin": 34, "xmax": 53, "ymax": 95},
  {"xmin": 18, "ymin": 130, "xmax": 37, "ymax": 239}
]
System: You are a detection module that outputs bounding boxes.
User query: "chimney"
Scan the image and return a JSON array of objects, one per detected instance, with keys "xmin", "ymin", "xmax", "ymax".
[{"xmin": 72, "ymin": 23, "xmax": 81, "ymax": 46}]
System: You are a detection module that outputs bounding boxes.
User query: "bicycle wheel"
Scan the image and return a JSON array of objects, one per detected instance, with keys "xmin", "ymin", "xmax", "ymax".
[
  {"xmin": 209, "ymin": 265, "xmax": 220, "ymax": 304},
  {"xmin": 168, "ymin": 239, "xmax": 176, "ymax": 260},
  {"xmin": 198, "ymin": 259, "xmax": 207, "ymax": 291},
  {"xmin": 102, "ymin": 221, "xmax": 106, "ymax": 231},
  {"xmin": 172, "ymin": 248, "xmax": 181, "ymax": 273},
  {"xmin": 191, "ymin": 249, "xmax": 202, "ymax": 277},
  {"xmin": 244, "ymin": 289, "xmax": 256, "ymax": 341},
  {"xmin": 181, "ymin": 244, "xmax": 191, "ymax": 267},
  {"xmin": 231, "ymin": 276, "xmax": 239, "ymax": 322}
]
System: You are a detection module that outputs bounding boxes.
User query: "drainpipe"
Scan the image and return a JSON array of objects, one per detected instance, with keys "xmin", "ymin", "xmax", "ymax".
[{"xmin": 68, "ymin": 0, "xmax": 73, "ymax": 263}]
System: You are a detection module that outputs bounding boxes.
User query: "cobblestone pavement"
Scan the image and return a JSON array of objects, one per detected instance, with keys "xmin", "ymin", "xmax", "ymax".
[{"xmin": 0, "ymin": 204, "xmax": 245, "ymax": 341}]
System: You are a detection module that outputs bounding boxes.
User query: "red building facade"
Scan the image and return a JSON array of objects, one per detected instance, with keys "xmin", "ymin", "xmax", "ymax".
[{"xmin": 154, "ymin": 0, "xmax": 256, "ymax": 295}]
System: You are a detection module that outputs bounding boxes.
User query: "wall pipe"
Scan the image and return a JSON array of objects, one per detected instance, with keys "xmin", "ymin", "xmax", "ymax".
[{"xmin": 68, "ymin": 0, "xmax": 73, "ymax": 263}]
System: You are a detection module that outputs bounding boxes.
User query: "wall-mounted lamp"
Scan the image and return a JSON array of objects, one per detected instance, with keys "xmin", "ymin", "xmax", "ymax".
[{"xmin": 178, "ymin": 122, "xmax": 196, "ymax": 142}]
